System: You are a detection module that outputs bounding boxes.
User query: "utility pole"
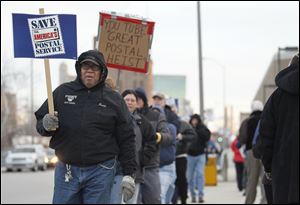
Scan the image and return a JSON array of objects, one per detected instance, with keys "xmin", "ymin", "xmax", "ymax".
[{"xmin": 197, "ymin": 1, "xmax": 204, "ymax": 117}]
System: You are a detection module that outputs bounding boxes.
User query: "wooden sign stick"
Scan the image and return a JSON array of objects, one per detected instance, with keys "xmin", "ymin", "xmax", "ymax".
[{"xmin": 39, "ymin": 8, "xmax": 54, "ymax": 115}]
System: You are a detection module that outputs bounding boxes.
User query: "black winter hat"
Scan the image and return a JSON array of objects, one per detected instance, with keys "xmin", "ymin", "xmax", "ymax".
[{"xmin": 75, "ymin": 50, "xmax": 108, "ymax": 83}]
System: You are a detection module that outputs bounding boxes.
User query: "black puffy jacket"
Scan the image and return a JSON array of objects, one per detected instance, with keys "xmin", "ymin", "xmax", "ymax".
[
  {"xmin": 131, "ymin": 112, "xmax": 156, "ymax": 183},
  {"xmin": 187, "ymin": 114, "xmax": 211, "ymax": 156},
  {"xmin": 176, "ymin": 120, "xmax": 197, "ymax": 156},
  {"xmin": 138, "ymin": 106, "xmax": 172, "ymax": 168}
]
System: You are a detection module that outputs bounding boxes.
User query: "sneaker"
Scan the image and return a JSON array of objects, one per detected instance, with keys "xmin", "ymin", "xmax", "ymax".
[
  {"xmin": 198, "ymin": 197, "xmax": 204, "ymax": 203},
  {"xmin": 191, "ymin": 196, "xmax": 196, "ymax": 203}
]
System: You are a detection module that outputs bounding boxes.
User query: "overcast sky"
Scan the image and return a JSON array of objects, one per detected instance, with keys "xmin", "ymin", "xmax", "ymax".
[{"xmin": 1, "ymin": 1, "xmax": 299, "ymax": 129}]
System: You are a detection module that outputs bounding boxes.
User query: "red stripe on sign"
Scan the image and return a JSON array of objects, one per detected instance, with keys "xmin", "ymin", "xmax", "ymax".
[
  {"xmin": 100, "ymin": 12, "xmax": 155, "ymax": 35},
  {"xmin": 107, "ymin": 63, "xmax": 148, "ymax": 73},
  {"xmin": 147, "ymin": 22, "xmax": 155, "ymax": 35}
]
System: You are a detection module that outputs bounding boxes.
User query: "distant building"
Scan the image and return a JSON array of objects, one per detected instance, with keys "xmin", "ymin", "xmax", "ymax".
[
  {"xmin": 108, "ymin": 59, "xmax": 153, "ymax": 101},
  {"xmin": 253, "ymin": 47, "xmax": 298, "ymax": 103},
  {"xmin": 1, "ymin": 88, "xmax": 17, "ymax": 148},
  {"xmin": 153, "ymin": 74, "xmax": 193, "ymax": 117},
  {"xmin": 153, "ymin": 74, "xmax": 186, "ymax": 99}
]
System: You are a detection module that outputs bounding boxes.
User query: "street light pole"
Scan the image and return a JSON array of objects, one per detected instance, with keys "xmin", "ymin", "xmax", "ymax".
[{"xmin": 197, "ymin": 1, "xmax": 204, "ymax": 117}]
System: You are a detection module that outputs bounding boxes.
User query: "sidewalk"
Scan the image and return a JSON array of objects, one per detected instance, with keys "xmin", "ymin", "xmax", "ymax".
[
  {"xmin": 185, "ymin": 151, "xmax": 263, "ymax": 204},
  {"xmin": 185, "ymin": 168, "xmax": 245, "ymax": 204}
]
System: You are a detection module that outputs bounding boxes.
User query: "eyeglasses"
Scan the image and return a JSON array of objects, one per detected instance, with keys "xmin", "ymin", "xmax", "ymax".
[{"xmin": 81, "ymin": 62, "xmax": 100, "ymax": 71}]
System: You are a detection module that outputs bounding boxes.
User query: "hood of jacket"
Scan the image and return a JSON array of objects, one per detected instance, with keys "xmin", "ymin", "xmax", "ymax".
[
  {"xmin": 75, "ymin": 50, "xmax": 108, "ymax": 88},
  {"xmin": 275, "ymin": 54, "xmax": 299, "ymax": 95},
  {"xmin": 189, "ymin": 114, "xmax": 202, "ymax": 125}
]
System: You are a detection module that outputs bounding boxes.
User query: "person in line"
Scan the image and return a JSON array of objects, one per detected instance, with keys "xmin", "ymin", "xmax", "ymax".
[
  {"xmin": 135, "ymin": 88, "xmax": 172, "ymax": 204},
  {"xmin": 187, "ymin": 114, "xmax": 211, "ymax": 203},
  {"xmin": 231, "ymin": 136, "xmax": 245, "ymax": 192},
  {"xmin": 172, "ymin": 120, "xmax": 196, "ymax": 204},
  {"xmin": 239, "ymin": 100, "xmax": 266, "ymax": 204},
  {"xmin": 151, "ymin": 104, "xmax": 177, "ymax": 204},
  {"xmin": 35, "ymin": 50, "xmax": 136, "ymax": 204},
  {"xmin": 256, "ymin": 53, "xmax": 299, "ymax": 204},
  {"xmin": 111, "ymin": 89, "xmax": 157, "ymax": 204}
]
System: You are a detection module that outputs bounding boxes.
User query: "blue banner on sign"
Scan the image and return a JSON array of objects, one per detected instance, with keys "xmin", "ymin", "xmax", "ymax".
[{"xmin": 13, "ymin": 13, "xmax": 77, "ymax": 59}]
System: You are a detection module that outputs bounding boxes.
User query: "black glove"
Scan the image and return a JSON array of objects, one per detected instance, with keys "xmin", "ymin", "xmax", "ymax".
[{"xmin": 42, "ymin": 112, "xmax": 59, "ymax": 131}]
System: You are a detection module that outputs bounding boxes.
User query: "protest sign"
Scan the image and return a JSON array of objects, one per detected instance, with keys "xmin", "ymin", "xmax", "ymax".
[
  {"xmin": 98, "ymin": 12, "xmax": 155, "ymax": 73},
  {"xmin": 12, "ymin": 9, "xmax": 77, "ymax": 116},
  {"xmin": 13, "ymin": 12, "xmax": 77, "ymax": 59}
]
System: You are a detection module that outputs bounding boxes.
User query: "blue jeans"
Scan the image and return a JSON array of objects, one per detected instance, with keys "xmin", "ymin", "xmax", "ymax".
[
  {"xmin": 53, "ymin": 158, "xmax": 116, "ymax": 204},
  {"xmin": 159, "ymin": 162, "xmax": 177, "ymax": 204},
  {"xmin": 187, "ymin": 154, "xmax": 206, "ymax": 198},
  {"xmin": 110, "ymin": 174, "xmax": 123, "ymax": 204}
]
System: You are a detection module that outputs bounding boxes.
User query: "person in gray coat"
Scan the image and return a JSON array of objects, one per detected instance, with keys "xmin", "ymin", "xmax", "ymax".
[{"xmin": 135, "ymin": 88, "xmax": 172, "ymax": 204}]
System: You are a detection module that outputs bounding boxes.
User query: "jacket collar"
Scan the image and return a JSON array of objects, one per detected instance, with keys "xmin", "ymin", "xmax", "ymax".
[{"xmin": 72, "ymin": 77, "xmax": 104, "ymax": 91}]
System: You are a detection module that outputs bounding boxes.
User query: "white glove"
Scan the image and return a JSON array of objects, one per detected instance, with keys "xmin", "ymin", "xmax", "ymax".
[
  {"xmin": 121, "ymin": 175, "xmax": 135, "ymax": 203},
  {"xmin": 42, "ymin": 111, "xmax": 59, "ymax": 131}
]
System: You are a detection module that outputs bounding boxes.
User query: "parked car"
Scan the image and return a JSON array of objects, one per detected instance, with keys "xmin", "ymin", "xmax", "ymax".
[
  {"xmin": 45, "ymin": 148, "xmax": 58, "ymax": 167},
  {"xmin": 5, "ymin": 144, "xmax": 47, "ymax": 172}
]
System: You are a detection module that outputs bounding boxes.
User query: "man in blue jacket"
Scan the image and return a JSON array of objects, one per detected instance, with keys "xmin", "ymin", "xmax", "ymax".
[{"xmin": 35, "ymin": 50, "xmax": 136, "ymax": 204}]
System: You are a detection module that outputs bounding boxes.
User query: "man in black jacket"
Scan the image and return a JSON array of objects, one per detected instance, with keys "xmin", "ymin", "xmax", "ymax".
[
  {"xmin": 187, "ymin": 114, "xmax": 210, "ymax": 203},
  {"xmin": 256, "ymin": 53, "xmax": 299, "ymax": 204},
  {"xmin": 35, "ymin": 50, "xmax": 136, "ymax": 204}
]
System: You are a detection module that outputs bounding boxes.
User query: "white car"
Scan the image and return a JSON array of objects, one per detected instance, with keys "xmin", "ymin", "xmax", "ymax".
[{"xmin": 5, "ymin": 144, "xmax": 48, "ymax": 172}]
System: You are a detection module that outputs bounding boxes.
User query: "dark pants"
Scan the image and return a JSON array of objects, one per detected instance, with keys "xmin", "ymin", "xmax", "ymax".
[
  {"xmin": 262, "ymin": 174, "xmax": 273, "ymax": 204},
  {"xmin": 140, "ymin": 167, "xmax": 161, "ymax": 204},
  {"xmin": 234, "ymin": 161, "xmax": 244, "ymax": 191},
  {"xmin": 172, "ymin": 157, "xmax": 188, "ymax": 204},
  {"xmin": 264, "ymin": 184, "xmax": 273, "ymax": 204}
]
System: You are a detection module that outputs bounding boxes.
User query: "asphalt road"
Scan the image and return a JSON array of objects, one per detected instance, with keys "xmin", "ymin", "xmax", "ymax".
[
  {"xmin": 1, "ymin": 168, "xmax": 54, "ymax": 204},
  {"xmin": 1, "ymin": 151, "xmax": 262, "ymax": 204}
]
